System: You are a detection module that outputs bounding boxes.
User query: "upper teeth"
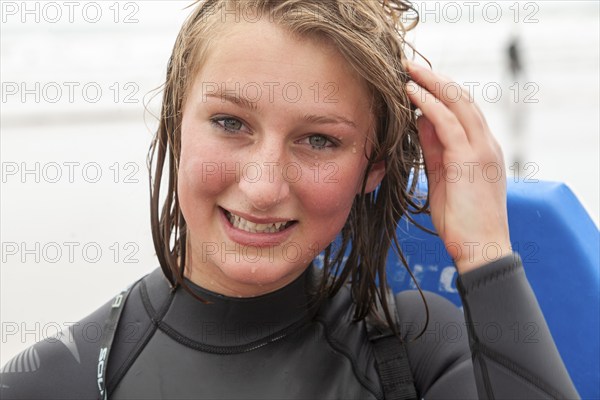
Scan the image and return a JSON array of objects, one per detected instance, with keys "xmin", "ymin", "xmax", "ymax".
[{"xmin": 227, "ymin": 211, "xmax": 289, "ymax": 233}]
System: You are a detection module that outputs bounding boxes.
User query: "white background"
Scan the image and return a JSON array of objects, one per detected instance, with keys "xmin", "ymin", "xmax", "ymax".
[{"xmin": 1, "ymin": 1, "xmax": 599, "ymax": 365}]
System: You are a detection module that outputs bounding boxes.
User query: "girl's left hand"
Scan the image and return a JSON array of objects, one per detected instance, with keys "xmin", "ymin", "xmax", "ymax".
[{"xmin": 404, "ymin": 61, "xmax": 512, "ymax": 274}]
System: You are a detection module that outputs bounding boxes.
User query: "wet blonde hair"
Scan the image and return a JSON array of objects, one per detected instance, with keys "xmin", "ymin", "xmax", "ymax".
[{"xmin": 149, "ymin": 0, "xmax": 428, "ymax": 330}]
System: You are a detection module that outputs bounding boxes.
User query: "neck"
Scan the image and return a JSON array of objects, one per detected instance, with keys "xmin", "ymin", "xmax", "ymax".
[{"xmin": 154, "ymin": 264, "xmax": 318, "ymax": 348}]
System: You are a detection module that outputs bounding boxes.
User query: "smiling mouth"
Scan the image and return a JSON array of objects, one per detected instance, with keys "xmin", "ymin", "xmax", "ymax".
[{"xmin": 223, "ymin": 209, "xmax": 295, "ymax": 234}]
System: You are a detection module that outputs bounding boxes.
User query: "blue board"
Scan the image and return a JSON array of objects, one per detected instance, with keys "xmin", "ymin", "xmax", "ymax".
[{"xmin": 388, "ymin": 180, "xmax": 599, "ymax": 399}]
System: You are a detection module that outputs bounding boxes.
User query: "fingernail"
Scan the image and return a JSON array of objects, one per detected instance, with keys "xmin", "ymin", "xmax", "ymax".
[{"xmin": 405, "ymin": 60, "xmax": 418, "ymax": 69}]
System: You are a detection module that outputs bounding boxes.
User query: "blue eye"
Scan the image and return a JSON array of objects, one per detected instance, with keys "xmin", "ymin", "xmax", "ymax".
[
  {"xmin": 307, "ymin": 134, "xmax": 335, "ymax": 150},
  {"xmin": 211, "ymin": 117, "xmax": 246, "ymax": 133}
]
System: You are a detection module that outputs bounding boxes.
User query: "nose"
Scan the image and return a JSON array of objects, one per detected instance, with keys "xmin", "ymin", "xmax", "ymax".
[{"xmin": 238, "ymin": 148, "xmax": 290, "ymax": 212}]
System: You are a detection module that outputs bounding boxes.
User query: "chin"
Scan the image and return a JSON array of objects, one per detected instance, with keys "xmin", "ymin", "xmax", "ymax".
[{"xmin": 218, "ymin": 260, "xmax": 306, "ymax": 294}]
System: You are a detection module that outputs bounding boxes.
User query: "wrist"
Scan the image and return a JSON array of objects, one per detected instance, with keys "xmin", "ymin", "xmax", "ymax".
[{"xmin": 454, "ymin": 241, "xmax": 513, "ymax": 274}]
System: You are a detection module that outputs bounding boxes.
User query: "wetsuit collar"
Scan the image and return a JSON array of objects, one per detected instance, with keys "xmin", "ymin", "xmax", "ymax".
[{"xmin": 159, "ymin": 265, "xmax": 316, "ymax": 348}]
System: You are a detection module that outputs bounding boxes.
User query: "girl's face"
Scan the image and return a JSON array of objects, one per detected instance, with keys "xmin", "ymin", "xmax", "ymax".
[{"xmin": 179, "ymin": 19, "xmax": 384, "ymax": 297}]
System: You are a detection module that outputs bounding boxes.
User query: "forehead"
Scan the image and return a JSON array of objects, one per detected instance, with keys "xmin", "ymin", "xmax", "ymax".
[{"xmin": 189, "ymin": 18, "xmax": 373, "ymax": 115}]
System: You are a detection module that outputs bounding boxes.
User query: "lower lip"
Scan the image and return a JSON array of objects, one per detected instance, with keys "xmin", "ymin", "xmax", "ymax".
[{"xmin": 220, "ymin": 208, "xmax": 296, "ymax": 248}]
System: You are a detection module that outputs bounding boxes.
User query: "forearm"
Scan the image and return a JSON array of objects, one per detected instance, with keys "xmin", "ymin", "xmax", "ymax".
[{"xmin": 457, "ymin": 253, "xmax": 579, "ymax": 399}]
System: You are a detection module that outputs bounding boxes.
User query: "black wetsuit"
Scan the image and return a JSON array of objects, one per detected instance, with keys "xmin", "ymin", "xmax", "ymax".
[{"xmin": 0, "ymin": 254, "xmax": 579, "ymax": 399}]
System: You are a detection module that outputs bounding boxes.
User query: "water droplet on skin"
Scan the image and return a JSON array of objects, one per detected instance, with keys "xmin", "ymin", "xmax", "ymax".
[{"xmin": 352, "ymin": 147, "xmax": 357, "ymax": 154}]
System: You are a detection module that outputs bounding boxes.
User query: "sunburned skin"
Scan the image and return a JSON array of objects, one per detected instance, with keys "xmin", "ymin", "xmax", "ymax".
[{"xmin": 178, "ymin": 19, "xmax": 385, "ymax": 297}]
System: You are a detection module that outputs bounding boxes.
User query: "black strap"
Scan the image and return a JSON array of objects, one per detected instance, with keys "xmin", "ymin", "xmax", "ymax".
[
  {"xmin": 366, "ymin": 291, "xmax": 418, "ymax": 400},
  {"xmin": 96, "ymin": 280, "xmax": 139, "ymax": 400}
]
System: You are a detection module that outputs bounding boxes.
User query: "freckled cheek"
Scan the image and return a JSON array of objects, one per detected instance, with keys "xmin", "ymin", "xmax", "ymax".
[
  {"xmin": 178, "ymin": 151, "xmax": 237, "ymax": 229},
  {"xmin": 295, "ymin": 177, "xmax": 355, "ymax": 250},
  {"xmin": 179, "ymin": 163, "xmax": 223, "ymax": 202},
  {"xmin": 296, "ymin": 163, "xmax": 363, "ymax": 220},
  {"xmin": 178, "ymin": 138, "xmax": 236, "ymax": 198}
]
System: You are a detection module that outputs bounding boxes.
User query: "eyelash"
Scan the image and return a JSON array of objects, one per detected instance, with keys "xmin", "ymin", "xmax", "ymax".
[
  {"xmin": 209, "ymin": 115, "xmax": 339, "ymax": 151},
  {"xmin": 210, "ymin": 116, "xmax": 249, "ymax": 134},
  {"xmin": 303, "ymin": 134, "xmax": 338, "ymax": 151}
]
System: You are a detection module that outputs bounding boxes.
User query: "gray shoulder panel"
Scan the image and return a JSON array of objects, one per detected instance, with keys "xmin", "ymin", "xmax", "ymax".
[{"xmin": 0, "ymin": 297, "xmax": 114, "ymax": 400}]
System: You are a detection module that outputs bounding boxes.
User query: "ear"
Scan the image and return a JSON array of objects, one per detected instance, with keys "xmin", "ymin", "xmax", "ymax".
[{"xmin": 362, "ymin": 160, "xmax": 386, "ymax": 194}]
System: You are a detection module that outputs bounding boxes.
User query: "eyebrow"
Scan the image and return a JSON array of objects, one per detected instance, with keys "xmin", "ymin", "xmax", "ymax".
[
  {"xmin": 204, "ymin": 90, "xmax": 358, "ymax": 129},
  {"xmin": 303, "ymin": 114, "xmax": 357, "ymax": 129},
  {"xmin": 205, "ymin": 92, "xmax": 258, "ymax": 111}
]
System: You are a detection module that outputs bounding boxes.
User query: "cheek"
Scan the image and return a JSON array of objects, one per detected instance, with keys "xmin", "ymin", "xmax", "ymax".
[
  {"xmin": 177, "ymin": 132, "xmax": 231, "ymax": 220},
  {"xmin": 296, "ymin": 158, "xmax": 365, "ymax": 229},
  {"xmin": 320, "ymin": 156, "xmax": 366, "ymax": 199}
]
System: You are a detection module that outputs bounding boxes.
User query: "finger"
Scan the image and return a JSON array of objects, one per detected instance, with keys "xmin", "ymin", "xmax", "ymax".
[
  {"xmin": 405, "ymin": 61, "xmax": 476, "ymax": 108},
  {"xmin": 405, "ymin": 61, "xmax": 488, "ymax": 145},
  {"xmin": 407, "ymin": 80, "xmax": 469, "ymax": 151},
  {"xmin": 416, "ymin": 115, "xmax": 443, "ymax": 193},
  {"xmin": 417, "ymin": 115, "xmax": 442, "ymax": 169}
]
